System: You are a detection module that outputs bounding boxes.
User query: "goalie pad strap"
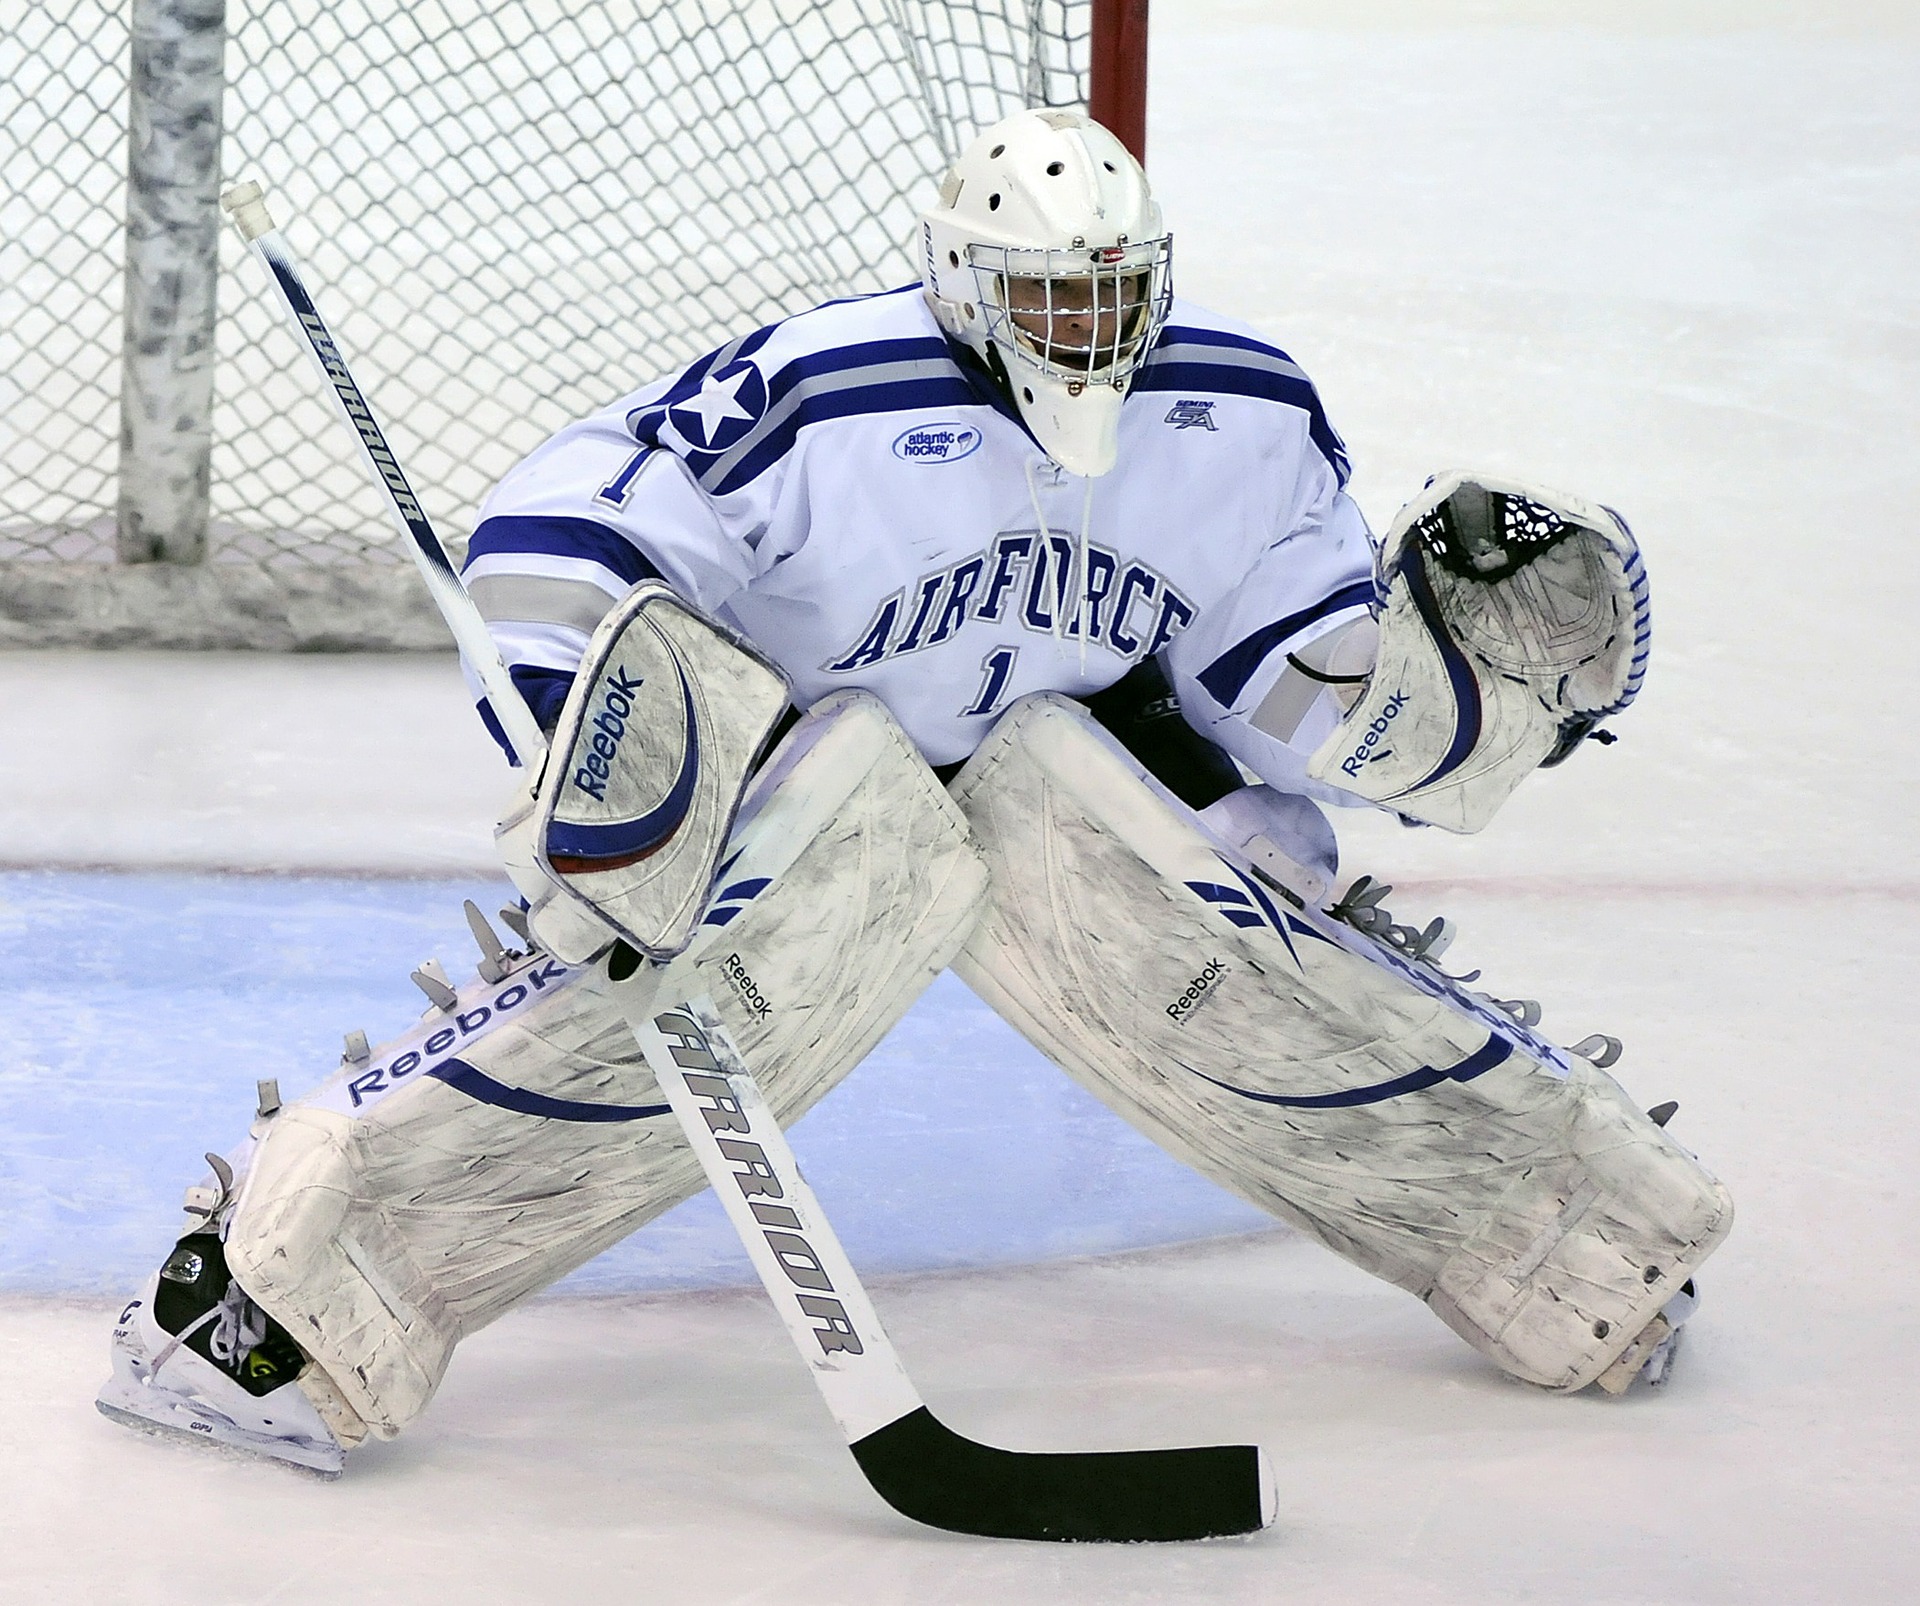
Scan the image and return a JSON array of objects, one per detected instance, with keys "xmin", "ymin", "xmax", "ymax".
[
  {"xmin": 227, "ymin": 693, "xmax": 986, "ymax": 1435},
  {"xmin": 953, "ymin": 695, "xmax": 1729, "ymax": 1391}
]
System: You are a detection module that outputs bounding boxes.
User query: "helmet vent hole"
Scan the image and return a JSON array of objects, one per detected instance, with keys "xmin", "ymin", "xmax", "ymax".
[
  {"xmin": 990, "ymin": 144, "xmax": 1005, "ymax": 158},
  {"xmin": 963, "ymin": 303, "xmax": 975, "ymax": 320},
  {"xmin": 988, "ymin": 193, "xmax": 1001, "ymax": 211},
  {"xmin": 947, "ymin": 250, "xmax": 959, "ymax": 269},
  {"xmin": 1103, "ymin": 161, "xmax": 1116, "ymax": 172},
  {"xmin": 1022, "ymin": 387, "xmax": 1034, "ymax": 404},
  {"xmin": 1046, "ymin": 161, "xmax": 1064, "ymax": 176}
]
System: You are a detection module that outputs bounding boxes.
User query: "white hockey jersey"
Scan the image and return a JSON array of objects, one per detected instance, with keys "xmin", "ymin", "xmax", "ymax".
[{"xmin": 465, "ymin": 284, "xmax": 1375, "ymax": 795}]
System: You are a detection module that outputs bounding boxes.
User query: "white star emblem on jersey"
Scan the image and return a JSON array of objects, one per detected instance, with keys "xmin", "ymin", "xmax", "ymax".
[{"xmin": 674, "ymin": 366, "xmax": 758, "ymax": 448}]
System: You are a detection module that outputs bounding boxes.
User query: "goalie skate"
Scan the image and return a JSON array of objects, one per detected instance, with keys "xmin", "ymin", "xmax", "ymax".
[{"xmin": 96, "ymin": 1234, "xmax": 350, "ymax": 1476}]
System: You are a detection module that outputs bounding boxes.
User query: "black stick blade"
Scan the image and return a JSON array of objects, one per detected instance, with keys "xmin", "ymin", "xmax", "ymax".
[{"xmin": 849, "ymin": 1407, "xmax": 1273, "ymax": 1542}]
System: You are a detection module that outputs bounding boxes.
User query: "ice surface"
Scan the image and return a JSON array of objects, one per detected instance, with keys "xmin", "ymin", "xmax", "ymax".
[{"xmin": 3, "ymin": 2, "xmax": 1917, "ymax": 1599}]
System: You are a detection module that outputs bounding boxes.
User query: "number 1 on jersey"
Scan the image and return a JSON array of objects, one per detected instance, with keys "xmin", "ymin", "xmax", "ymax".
[{"xmin": 962, "ymin": 646, "xmax": 1018, "ymax": 719}]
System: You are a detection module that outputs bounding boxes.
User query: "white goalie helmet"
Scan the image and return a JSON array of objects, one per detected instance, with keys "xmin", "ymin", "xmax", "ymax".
[{"xmin": 920, "ymin": 109, "xmax": 1173, "ymax": 477}]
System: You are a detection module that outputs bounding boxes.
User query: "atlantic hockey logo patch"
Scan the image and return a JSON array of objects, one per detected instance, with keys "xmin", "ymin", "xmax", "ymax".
[
  {"xmin": 892, "ymin": 422, "xmax": 981, "ymax": 463},
  {"xmin": 667, "ymin": 357, "xmax": 766, "ymax": 453}
]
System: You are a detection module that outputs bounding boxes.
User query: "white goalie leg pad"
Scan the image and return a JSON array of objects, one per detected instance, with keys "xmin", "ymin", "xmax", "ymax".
[
  {"xmin": 953, "ymin": 695, "xmax": 1730, "ymax": 1392},
  {"xmin": 496, "ymin": 580, "xmax": 792, "ymax": 963},
  {"xmin": 225, "ymin": 692, "xmax": 985, "ymax": 1438},
  {"xmin": 1307, "ymin": 472, "xmax": 1651, "ymax": 833}
]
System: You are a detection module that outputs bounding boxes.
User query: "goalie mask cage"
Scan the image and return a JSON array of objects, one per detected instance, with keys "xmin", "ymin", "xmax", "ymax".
[{"xmin": 2, "ymin": 0, "xmax": 1142, "ymax": 648}]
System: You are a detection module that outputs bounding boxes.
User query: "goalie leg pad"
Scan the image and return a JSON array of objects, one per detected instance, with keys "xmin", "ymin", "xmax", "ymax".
[
  {"xmin": 1308, "ymin": 472, "xmax": 1651, "ymax": 833},
  {"xmin": 952, "ymin": 694, "xmax": 1730, "ymax": 1391},
  {"xmin": 222, "ymin": 692, "xmax": 985, "ymax": 1438}
]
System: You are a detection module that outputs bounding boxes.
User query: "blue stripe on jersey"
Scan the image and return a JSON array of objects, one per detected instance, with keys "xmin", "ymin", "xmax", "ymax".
[
  {"xmin": 767, "ymin": 335, "xmax": 958, "ymax": 391},
  {"xmin": 628, "ymin": 301, "xmax": 1029, "ymax": 493},
  {"xmin": 1195, "ymin": 577, "xmax": 1376, "ymax": 708},
  {"xmin": 630, "ymin": 334, "xmax": 981, "ymax": 494},
  {"xmin": 641, "ymin": 323, "xmax": 778, "ymax": 415},
  {"xmin": 812, "ymin": 281, "xmax": 926, "ymax": 312},
  {"xmin": 510, "ymin": 665, "xmax": 576, "ymax": 733},
  {"xmin": 465, "ymin": 515, "xmax": 663, "ymax": 589},
  {"xmin": 1139, "ymin": 326, "xmax": 1351, "ymax": 484},
  {"xmin": 474, "ymin": 662, "xmax": 582, "ymax": 766},
  {"xmin": 709, "ymin": 373, "xmax": 983, "ymax": 495}
]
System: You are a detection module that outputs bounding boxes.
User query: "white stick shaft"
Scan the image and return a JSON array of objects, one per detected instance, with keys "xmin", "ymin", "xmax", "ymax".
[
  {"xmin": 626, "ymin": 988, "xmax": 923, "ymax": 1441},
  {"xmin": 220, "ymin": 183, "xmax": 548, "ymax": 768}
]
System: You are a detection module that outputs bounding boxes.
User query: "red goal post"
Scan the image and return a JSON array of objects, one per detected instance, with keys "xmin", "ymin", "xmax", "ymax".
[{"xmin": 1090, "ymin": 0, "xmax": 1150, "ymax": 165}]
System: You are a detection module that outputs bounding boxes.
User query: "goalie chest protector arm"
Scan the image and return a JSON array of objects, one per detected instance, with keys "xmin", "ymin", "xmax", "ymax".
[{"xmin": 1307, "ymin": 472, "xmax": 1652, "ymax": 832}]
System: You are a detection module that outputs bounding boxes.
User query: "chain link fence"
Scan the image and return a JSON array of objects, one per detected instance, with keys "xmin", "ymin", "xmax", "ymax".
[{"xmin": 1, "ymin": 0, "xmax": 1086, "ymax": 643}]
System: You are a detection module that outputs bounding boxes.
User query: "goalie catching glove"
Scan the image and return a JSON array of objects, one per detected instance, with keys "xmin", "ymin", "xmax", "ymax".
[
  {"xmin": 1309, "ymin": 472, "xmax": 1651, "ymax": 833},
  {"xmin": 496, "ymin": 582, "xmax": 792, "ymax": 962}
]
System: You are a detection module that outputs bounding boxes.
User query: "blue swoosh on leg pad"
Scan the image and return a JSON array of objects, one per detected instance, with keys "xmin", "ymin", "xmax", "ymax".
[
  {"xmin": 1188, "ymin": 1035, "xmax": 1512, "ymax": 1110},
  {"xmin": 429, "ymin": 1056, "xmax": 669, "ymax": 1122}
]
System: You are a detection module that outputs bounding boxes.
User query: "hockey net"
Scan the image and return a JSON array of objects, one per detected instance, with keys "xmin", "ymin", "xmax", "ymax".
[{"xmin": 2, "ymin": 0, "xmax": 1087, "ymax": 637}]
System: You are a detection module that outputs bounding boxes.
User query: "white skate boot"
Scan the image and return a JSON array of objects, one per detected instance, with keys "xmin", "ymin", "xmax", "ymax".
[{"xmin": 96, "ymin": 1231, "xmax": 356, "ymax": 1476}]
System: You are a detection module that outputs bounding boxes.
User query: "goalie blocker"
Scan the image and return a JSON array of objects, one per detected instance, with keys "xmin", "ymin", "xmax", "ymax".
[
  {"xmin": 496, "ymin": 579, "xmax": 792, "ymax": 963},
  {"xmin": 955, "ymin": 695, "xmax": 1730, "ymax": 1391}
]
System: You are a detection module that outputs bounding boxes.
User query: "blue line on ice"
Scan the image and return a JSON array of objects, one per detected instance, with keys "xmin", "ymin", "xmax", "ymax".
[{"xmin": 0, "ymin": 870, "xmax": 1269, "ymax": 1296}]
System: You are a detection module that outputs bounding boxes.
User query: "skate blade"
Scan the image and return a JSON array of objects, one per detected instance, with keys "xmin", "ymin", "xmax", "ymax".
[
  {"xmin": 1591, "ymin": 1314, "xmax": 1681, "ymax": 1396},
  {"xmin": 96, "ymin": 1390, "xmax": 345, "ymax": 1479}
]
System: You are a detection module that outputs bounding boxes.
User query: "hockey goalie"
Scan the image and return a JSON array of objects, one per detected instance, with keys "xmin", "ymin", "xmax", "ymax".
[{"xmin": 98, "ymin": 109, "xmax": 1729, "ymax": 1478}]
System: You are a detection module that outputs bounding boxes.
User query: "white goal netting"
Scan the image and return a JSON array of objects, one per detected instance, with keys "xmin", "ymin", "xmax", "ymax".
[{"xmin": 2, "ymin": 0, "xmax": 1087, "ymax": 583}]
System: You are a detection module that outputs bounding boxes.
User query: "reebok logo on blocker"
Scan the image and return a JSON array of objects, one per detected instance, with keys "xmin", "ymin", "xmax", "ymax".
[{"xmin": 571, "ymin": 665, "xmax": 644, "ymax": 802}]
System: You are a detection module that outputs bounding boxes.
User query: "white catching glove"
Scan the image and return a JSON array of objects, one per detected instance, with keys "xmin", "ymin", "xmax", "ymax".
[{"xmin": 1307, "ymin": 471, "xmax": 1651, "ymax": 833}]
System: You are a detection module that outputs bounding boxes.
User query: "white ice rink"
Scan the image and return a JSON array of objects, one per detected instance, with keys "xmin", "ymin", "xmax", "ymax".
[{"xmin": 4, "ymin": 1, "xmax": 1918, "ymax": 1600}]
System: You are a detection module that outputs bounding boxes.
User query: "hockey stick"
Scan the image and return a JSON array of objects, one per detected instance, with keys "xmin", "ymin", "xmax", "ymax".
[
  {"xmin": 220, "ymin": 182, "xmax": 547, "ymax": 772},
  {"xmin": 629, "ymin": 988, "xmax": 1273, "ymax": 1541},
  {"xmin": 220, "ymin": 181, "xmax": 1274, "ymax": 1542}
]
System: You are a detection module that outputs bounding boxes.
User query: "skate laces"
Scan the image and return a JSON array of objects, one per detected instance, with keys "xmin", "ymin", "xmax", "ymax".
[
  {"xmin": 209, "ymin": 1280, "xmax": 269, "ymax": 1364},
  {"xmin": 143, "ymin": 1279, "xmax": 269, "ymax": 1384}
]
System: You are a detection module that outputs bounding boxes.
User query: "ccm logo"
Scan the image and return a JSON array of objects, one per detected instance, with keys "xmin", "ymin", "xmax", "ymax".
[{"xmin": 892, "ymin": 423, "xmax": 981, "ymax": 463}]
